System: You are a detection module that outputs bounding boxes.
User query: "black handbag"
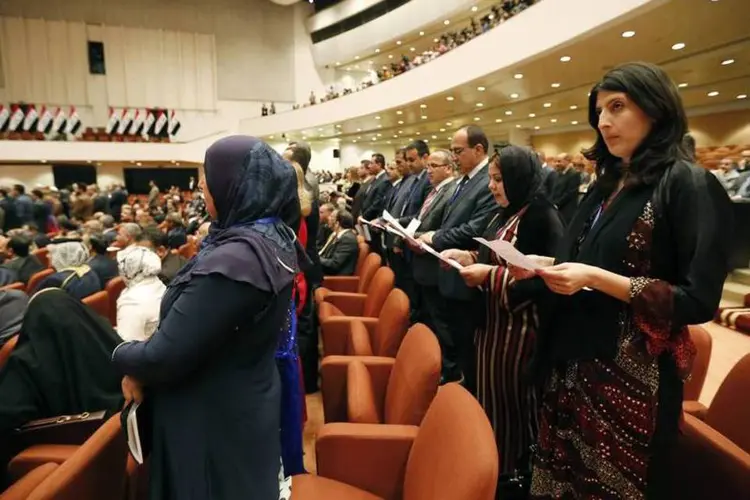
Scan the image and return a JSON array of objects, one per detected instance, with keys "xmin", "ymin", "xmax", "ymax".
[{"xmin": 12, "ymin": 410, "xmax": 109, "ymax": 449}]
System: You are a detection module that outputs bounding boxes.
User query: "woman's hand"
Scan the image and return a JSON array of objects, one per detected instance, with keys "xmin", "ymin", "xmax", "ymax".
[
  {"xmin": 459, "ymin": 264, "xmax": 494, "ymax": 287},
  {"xmin": 121, "ymin": 376, "xmax": 144, "ymax": 405},
  {"xmin": 439, "ymin": 249, "xmax": 475, "ymax": 268},
  {"xmin": 508, "ymin": 255, "xmax": 555, "ymax": 281},
  {"xmin": 537, "ymin": 263, "xmax": 594, "ymax": 295}
]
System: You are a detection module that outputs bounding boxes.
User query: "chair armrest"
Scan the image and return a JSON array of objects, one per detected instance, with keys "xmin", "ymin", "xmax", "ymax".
[
  {"xmin": 322, "ymin": 276, "xmax": 361, "ymax": 293},
  {"xmin": 670, "ymin": 413, "xmax": 750, "ymax": 499},
  {"xmin": 316, "ymin": 422, "xmax": 418, "ymax": 500},
  {"xmin": 321, "ymin": 356, "xmax": 394, "ymax": 423},
  {"xmin": 682, "ymin": 400, "xmax": 709, "ymax": 420},
  {"xmin": 321, "ymin": 317, "xmax": 379, "ymax": 356},
  {"xmin": 348, "ymin": 320, "xmax": 373, "ymax": 356},
  {"xmin": 347, "ymin": 361, "xmax": 380, "ymax": 424},
  {"xmin": 0, "ymin": 463, "xmax": 59, "ymax": 500},
  {"xmin": 324, "ymin": 293, "xmax": 367, "ymax": 317}
]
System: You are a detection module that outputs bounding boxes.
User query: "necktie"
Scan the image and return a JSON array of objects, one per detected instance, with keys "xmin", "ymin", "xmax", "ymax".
[
  {"xmin": 449, "ymin": 176, "xmax": 469, "ymax": 204},
  {"xmin": 418, "ymin": 188, "xmax": 438, "ymax": 219}
]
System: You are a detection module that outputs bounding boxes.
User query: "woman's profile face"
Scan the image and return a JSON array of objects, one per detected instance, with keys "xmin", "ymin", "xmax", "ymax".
[
  {"xmin": 199, "ymin": 174, "xmax": 218, "ymax": 220},
  {"xmin": 595, "ymin": 90, "xmax": 653, "ymax": 164},
  {"xmin": 488, "ymin": 160, "xmax": 509, "ymax": 208}
]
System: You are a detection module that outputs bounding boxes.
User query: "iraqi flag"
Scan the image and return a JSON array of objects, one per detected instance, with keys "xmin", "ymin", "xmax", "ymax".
[
  {"xmin": 0, "ymin": 105, "xmax": 9, "ymax": 132},
  {"xmin": 168, "ymin": 110, "xmax": 181, "ymax": 136},
  {"xmin": 37, "ymin": 106, "xmax": 54, "ymax": 134},
  {"xmin": 152, "ymin": 109, "xmax": 168, "ymax": 136},
  {"xmin": 117, "ymin": 108, "xmax": 134, "ymax": 135},
  {"xmin": 105, "ymin": 107, "xmax": 121, "ymax": 135},
  {"xmin": 142, "ymin": 110, "xmax": 155, "ymax": 137},
  {"xmin": 129, "ymin": 109, "xmax": 145, "ymax": 135},
  {"xmin": 66, "ymin": 106, "xmax": 81, "ymax": 134},
  {"xmin": 8, "ymin": 104, "xmax": 24, "ymax": 132},
  {"xmin": 51, "ymin": 108, "xmax": 67, "ymax": 134},
  {"xmin": 22, "ymin": 105, "xmax": 38, "ymax": 131}
]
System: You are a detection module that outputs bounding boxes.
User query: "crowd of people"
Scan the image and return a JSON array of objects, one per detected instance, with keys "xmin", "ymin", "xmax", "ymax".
[
  {"xmin": 285, "ymin": 0, "xmax": 539, "ymax": 111},
  {"xmin": 0, "ymin": 61, "xmax": 736, "ymax": 499}
]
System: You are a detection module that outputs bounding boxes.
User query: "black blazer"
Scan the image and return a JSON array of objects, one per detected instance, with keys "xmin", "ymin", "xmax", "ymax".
[
  {"xmin": 351, "ymin": 178, "xmax": 371, "ymax": 220},
  {"xmin": 400, "ymin": 170, "xmax": 431, "ymax": 220},
  {"xmin": 361, "ymin": 173, "xmax": 392, "ymax": 221},
  {"xmin": 384, "ymin": 176, "xmax": 416, "ymax": 249},
  {"xmin": 433, "ymin": 164, "xmax": 496, "ymax": 300},
  {"xmin": 551, "ymin": 168, "xmax": 581, "ymax": 222},
  {"xmin": 413, "ymin": 180, "xmax": 456, "ymax": 287},
  {"xmin": 320, "ymin": 230, "xmax": 359, "ymax": 276}
]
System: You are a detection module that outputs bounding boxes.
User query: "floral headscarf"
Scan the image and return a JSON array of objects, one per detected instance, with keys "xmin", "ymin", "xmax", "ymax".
[
  {"xmin": 116, "ymin": 246, "xmax": 162, "ymax": 285},
  {"xmin": 49, "ymin": 241, "xmax": 89, "ymax": 271}
]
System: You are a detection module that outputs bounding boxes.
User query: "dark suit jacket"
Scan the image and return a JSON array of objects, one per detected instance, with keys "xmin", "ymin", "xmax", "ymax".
[
  {"xmin": 316, "ymin": 224, "xmax": 332, "ymax": 252},
  {"xmin": 551, "ymin": 168, "xmax": 581, "ymax": 222},
  {"xmin": 160, "ymin": 253, "xmax": 188, "ymax": 285},
  {"xmin": 400, "ymin": 170, "xmax": 431, "ymax": 219},
  {"xmin": 413, "ymin": 180, "xmax": 456, "ymax": 287},
  {"xmin": 384, "ymin": 176, "xmax": 416, "ymax": 249},
  {"xmin": 361, "ymin": 172, "xmax": 392, "ymax": 221},
  {"xmin": 351, "ymin": 178, "xmax": 372, "ymax": 220},
  {"xmin": 432, "ymin": 164, "xmax": 496, "ymax": 300},
  {"xmin": 1, "ymin": 255, "xmax": 44, "ymax": 285},
  {"xmin": 320, "ymin": 230, "xmax": 358, "ymax": 276}
]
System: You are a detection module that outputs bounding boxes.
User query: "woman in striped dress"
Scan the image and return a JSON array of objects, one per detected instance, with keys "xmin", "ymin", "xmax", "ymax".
[{"xmin": 443, "ymin": 146, "xmax": 564, "ymax": 480}]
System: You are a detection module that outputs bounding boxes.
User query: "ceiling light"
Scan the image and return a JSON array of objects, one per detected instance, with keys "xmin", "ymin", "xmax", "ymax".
[
  {"xmin": 377, "ymin": 133, "xmax": 382, "ymax": 137},
  {"xmin": 505, "ymin": 110, "xmax": 513, "ymax": 115},
  {"xmin": 529, "ymin": 113, "xmax": 536, "ymax": 117},
  {"xmin": 375, "ymin": 48, "xmax": 380, "ymax": 53},
  {"xmin": 420, "ymin": 104, "xmax": 427, "ymax": 108},
  {"xmin": 410, "ymin": 47, "xmax": 416, "ymax": 52},
  {"xmin": 474, "ymin": 117, "xmax": 480, "ymax": 121},
  {"xmin": 737, "ymin": 94, "xmax": 748, "ymax": 99},
  {"xmin": 510, "ymin": 93, "xmax": 519, "ymax": 99},
  {"xmin": 495, "ymin": 118, "xmax": 503, "ymax": 123},
  {"xmin": 396, "ymin": 40, "xmax": 402, "ymax": 45},
  {"xmin": 335, "ymin": 62, "xmax": 341, "ymax": 66},
  {"xmin": 516, "ymin": 124, "xmax": 521, "ymax": 128},
  {"xmin": 433, "ymin": 38, "xmax": 439, "ymax": 43},
  {"xmin": 550, "ymin": 118, "xmax": 557, "ymax": 123},
  {"xmin": 269, "ymin": 135, "xmax": 275, "ymax": 139},
  {"xmin": 398, "ymin": 120, "xmax": 404, "ymax": 124},
  {"xmin": 560, "ymin": 55, "xmax": 571, "ymax": 62},
  {"xmin": 356, "ymin": 128, "xmax": 361, "ymax": 132},
  {"xmin": 353, "ymin": 140, "xmax": 357, "ymax": 143},
  {"xmin": 432, "ymin": 135, "xmax": 438, "ymax": 139},
  {"xmin": 440, "ymin": 128, "xmax": 446, "ymax": 132},
  {"xmin": 678, "ymin": 82, "xmax": 688, "ymax": 88},
  {"xmin": 621, "ymin": 30, "xmax": 636, "ymax": 38},
  {"xmin": 551, "ymin": 82, "xmax": 561, "ymax": 88},
  {"xmin": 444, "ymin": 20, "xmax": 450, "ymax": 25},
  {"xmin": 721, "ymin": 59, "xmax": 735, "ymax": 66},
  {"xmin": 514, "ymin": 73, "xmax": 523, "ymax": 79},
  {"xmin": 136, "ymin": 162, "xmax": 142, "ymax": 166},
  {"xmin": 543, "ymin": 102, "xmax": 551, "ymax": 108},
  {"xmin": 396, "ymin": 110, "xmax": 403, "ymax": 115},
  {"xmin": 708, "ymin": 91, "xmax": 719, "ymax": 97},
  {"xmin": 388, "ymin": 54, "xmax": 393, "ymax": 59},
  {"xmin": 571, "ymin": 120, "xmax": 579, "ymax": 125},
  {"xmin": 570, "ymin": 105, "xmax": 578, "ymax": 110},
  {"xmin": 534, "ymin": 126, "xmax": 540, "ymax": 130},
  {"xmin": 446, "ymin": 122, "xmax": 452, "ymax": 126},
  {"xmin": 354, "ymin": 55, "xmax": 359, "ymax": 60},
  {"xmin": 419, "ymin": 31, "xmax": 424, "ymax": 36},
  {"xmin": 476, "ymin": 102, "xmax": 484, "ymax": 107},
  {"xmin": 672, "ymin": 42, "xmax": 686, "ymax": 50},
  {"xmin": 424, "ymin": 139, "xmax": 429, "ymax": 143},
  {"xmin": 398, "ymin": 130, "xmax": 403, "ymax": 134},
  {"xmin": 471, "ymin": 6, "xmax": 478, "ymax": 12},
  {"xmin": 377, "ymin": 125, "xmax": 382, "ymax": 128},
  {"xmin": 421, "ymin": 115, "xmax": 427, "ymax": 119},
  {"xmin": 375, "ymin": 116, "xmax": 381, "ymax": 120},
  {"xmin": 387, "ymin": 141, "xmax": 391, "ymax": 144},
  {"xmin": 357, "ymin": 136, "xmax": 361, "ymax": 139},
  {"xmin": 393, "ymin": 135, "xmax": 398, "ymax": 138},
  {"xmin": 477, "ymin": 86, "xmax": 486, "ymax": 91},
  {"xmin": 336, "ymin": 124, "xmax": 341, "ymax": 128},
  {"xmin": 446, "ymin": 96, "xmax": 454, "ymax": 101}
]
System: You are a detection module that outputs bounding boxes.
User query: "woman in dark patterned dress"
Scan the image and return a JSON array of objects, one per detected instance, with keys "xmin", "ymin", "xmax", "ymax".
[
  {"xmin": 521, "ymin": 62, "xmax": 732, "ymax": 499},
  {"xmin": 442, "ymin": 146, "xmax": 564, "ymax": 479}
]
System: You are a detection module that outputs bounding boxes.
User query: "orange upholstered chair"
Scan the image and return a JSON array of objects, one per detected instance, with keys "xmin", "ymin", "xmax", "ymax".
[
  {"xmin": 317, "ymin": 267, "xmax": 394, "ymax": 326},
  {"xmin": 344, "ymin": 324, "xmax": 440, "ymax": 426},
  {"xmin": 0, "ymin": 282, "xmax": 25, "ymax": 292},
  {"xmin": 31, "ymin": 247, "xmax": 49, "ymax": 269},
  {"xmin": 105, "ymin": 277, "xmax": 126, "ymax": 327},
  {"xmin": 82, "ymin": 291, "xmax": 110, "ymax": 321},
  {"xmin": 291, "ymin": 384, "xmax": 498, "ymax": 500},
  {"xmin": 315, "ymin": 252, "xmax": 381, "ymax": 305},
  {"xmin": 178, "ymin": 242, "xmax": 197, "ymax": 260},
  {"xmin": 683, "ymin": 325, "xmax": 713, "ymax": 402},
  {"xmin": 0, "ymin": 334, "xmax": 18, "ymax": 370},
  {"xmin": 0, "ymin": 463, "xmax": 59, "ymax": 500},
  {"xmin": 26, "ymin": 268, "xmax": 54, "ymax": 295}
]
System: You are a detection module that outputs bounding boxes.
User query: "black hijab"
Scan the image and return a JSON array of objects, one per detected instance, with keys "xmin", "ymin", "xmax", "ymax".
[
  {"xmin": 496, "ymin": 145, "xmax": 544, "ymax": 220},
  {"xmin": 0, "ymin": 288, "xmax": 123, "ymax": 435},
  {"xmin": 171, "ymin": 136, "xmax": 300, "ymax": 294}
]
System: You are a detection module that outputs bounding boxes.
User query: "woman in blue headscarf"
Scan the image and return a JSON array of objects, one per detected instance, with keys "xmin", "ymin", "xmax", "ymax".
[{"xmin": 113, "ymin": 136, "xmax": 300, "ymax": 500}]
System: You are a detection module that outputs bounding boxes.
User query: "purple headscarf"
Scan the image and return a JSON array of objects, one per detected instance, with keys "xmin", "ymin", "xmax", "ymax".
[{"xmin": 170, "ymin": 136, "xmax": 300, "ymax": 294}]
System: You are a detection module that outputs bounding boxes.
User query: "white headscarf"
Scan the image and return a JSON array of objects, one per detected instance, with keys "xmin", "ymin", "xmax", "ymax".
[
  {"xmin": 49, "ymin": 241, "xmax": 89, "ymax": 271},
  {"xmin": 117, "ymin": 246, "xmax": 162, "ymax": 286}
]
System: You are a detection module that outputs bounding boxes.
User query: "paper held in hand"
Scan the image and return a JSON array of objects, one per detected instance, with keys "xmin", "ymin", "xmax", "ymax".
[
  {"xmin": 474, "ymin": 237, "xmax": 541, "ymax": 271},
  {"xmin": 381, "ymin": 210, "xmax": 464, "ymax": 270},
  {"xmin": 126, "ymin": 402, "xmax": 144, "ymax": 464}
]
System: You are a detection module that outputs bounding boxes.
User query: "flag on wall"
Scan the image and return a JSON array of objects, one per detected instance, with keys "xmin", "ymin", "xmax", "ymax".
[
  {"xmin": 0, "ymin": 106, "xmax": 9, "ymax": 132},
  {"xmin": 66, "ymin": 106, "xmax": 81, "ymax": 134},
  {"xmin": 37, "ymin": 106, "xmax": 54, "ymax": 134},
  {"xmin": 8, "ymin": 104, "xmax": 24, "ymax": 132},
  {"xmin": 142, "ymin": 110, "xmax": 155, "ymax": 137},
  {"xmin": 52, "ymin": 108, "xmax": 67, "ymax": 134},
  {"xmin": 105, "ymin": 107, "xmax": 121, "ymax": 135},
  {"xmin": 117, "ymin": 108, "xmax": 134, "ymax": 135},
  {"xmin": 22, "ymin": 105, "xmax": 38, "ymax": 131},
  {"xmin": 153, "ymin": 109, "xmax": 168, "ymax": 136},
  {"xmin": 129, "ymin": 109, "xmax": 145, "ymax": 135},
  {"xmin": 168, "ymin": 110, "xmax": 181, "ymax": 136}
]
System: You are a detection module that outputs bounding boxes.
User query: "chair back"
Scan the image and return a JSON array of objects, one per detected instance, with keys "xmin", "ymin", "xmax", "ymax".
[
  {"xmin": 373, "ymin": 289, "xmax": 410, "ymax": 358},
  {"xmin": 404, "ymin": 384, "xmax": 498, "ymax": 500},
  {"xmin": 0, "ymin": 282, "xmax": 25, "ymax": 292},
  {"xmin": 385, "ymin": 324, "xmax": 441, "ymax": 425},
  {"xmin": 28, "ymin": 414, "xmax": 128, "ymax": 500},
  {"xmin": 105, "ymin": 277, "xmax": 126, "ymax": 326},
  {"xmin": 0, "ymin": 335, "xmax": 18, "ymax": 371},
  {"xmin": 32, "ymin": 248, "xmax": 50, "ymax": 268},
  {"xmin": 684, "ymin": 325, "xmax": 713, "ymax": 401},
  {"xmin": 82, "ymin": 291, "xmax": 110, "ymax": 321},
  {"xmin": 356, "ymin": 253, "xmax": 382, "ymax": 293},
  {"xmin": 705, "ymin": 353, "xmax": 750, "ymax": 452},
  {"xmin": 354, "ymin": 243, "xmax": 369, "ymax": 276},
  {"xmin": 178, "ymin": 242, "xmax": 196, "ymax": 260},
  {"xmin": 27, "ymin": 268, "xmax": 55, "ymax": 294},
  {"xmin": 362, "ymin": 267, "xmax": 394, "ymax": 318}
]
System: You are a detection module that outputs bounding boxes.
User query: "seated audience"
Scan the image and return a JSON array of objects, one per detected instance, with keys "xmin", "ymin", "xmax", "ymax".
[
  {"xmin": 0, "ymin": 289, "xmax": 27, "ymax": 346},
  {"xmin": 0, "ymin": 234, "xmax": 44, "ymax": 286},
  {"xmin": 319, "ymin": 209, "xmax": 358, "ymax": 276},
  {"xmin": 33, "ymin": 239, "xmax": 102, "ymax": 300},
  {"xmin": 165, "ymin": 212, "xmax": 188, "ymax": 249},
  {"xmin": 116, "ymin": 246, "xmax": 166, "ymax": 342},
  {"xmin": 116, "ymin": 222, "xmax": 142, "ymax": 249},
  {"xmin": 316, "ymin": 203, "xmax": 334, "ymax": 251},
  {"xmin": 137, "ymin": 228, "xmax": 188, "ymax": 285},
  {"xmin": 88, "ymin": 234, "xmax": 119, "ymax": 285}
]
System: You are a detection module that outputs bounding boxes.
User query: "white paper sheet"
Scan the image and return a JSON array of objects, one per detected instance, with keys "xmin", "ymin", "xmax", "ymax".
[
  {"xmin": 126, "ymin": 402, "xmax": 144, "ymax": 464},
  {"xmin": 474, "ymin": 237, "xmax": 541, "ymax": 271},
  {"xmin": 405, "ymin": 218, "xmax": 421, "ymax": 236},
  {"xmin": 420, "ymin": 242, "xmax": 464, "ymax": 270}
]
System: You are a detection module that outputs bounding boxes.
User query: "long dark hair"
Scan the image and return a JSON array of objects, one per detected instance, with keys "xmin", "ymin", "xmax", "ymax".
[{"xmin": 583, "ymin": 62, "xmax": 690, "ymax": 195}]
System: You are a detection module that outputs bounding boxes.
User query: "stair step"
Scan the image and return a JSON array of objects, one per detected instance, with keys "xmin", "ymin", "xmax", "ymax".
[
  {"xmin": 730, "ymin": 268, "xmax": 750, "ymax": 287},
  {"xmin": 722, "ymin": 281, "xmax": 750, "ymax": 305}
]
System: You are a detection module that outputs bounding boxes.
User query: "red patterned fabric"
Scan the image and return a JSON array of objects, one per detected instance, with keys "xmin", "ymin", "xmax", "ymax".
[{"xmin": 295, "ymin": 219, "xmax": 308, "ymax": 315}]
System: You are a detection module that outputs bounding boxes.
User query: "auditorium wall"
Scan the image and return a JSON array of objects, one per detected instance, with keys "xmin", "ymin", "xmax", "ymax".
[
  {"xmin": 532, "ymin": 108, "xmax": 750, "ymax": 156},
  {"xmin": 0, "ymin": 165, "xmax": 55, "ymax": 188},
  {"xmin": 266, "ymin": 141, "xmax": 396, "ymax": 174}
]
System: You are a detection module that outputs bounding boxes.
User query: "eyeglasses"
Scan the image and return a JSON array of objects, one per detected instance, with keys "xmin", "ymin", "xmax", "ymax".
[
  {"xmin": 427, "ymin": 162, "xmax": 450, "ymax": 169},
  {"xmin": 449, "ymin": 147, "xmax": 465, "ymax": 156}
]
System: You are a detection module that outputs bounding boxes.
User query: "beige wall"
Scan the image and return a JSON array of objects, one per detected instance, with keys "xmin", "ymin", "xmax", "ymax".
[{"xmin": 531, "ymin": 109, "xmax": 750, "ymax": 156}]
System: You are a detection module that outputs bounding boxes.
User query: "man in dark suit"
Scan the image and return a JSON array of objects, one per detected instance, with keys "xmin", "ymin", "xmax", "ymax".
[
  {"xmin": 316, "ymin": 203, "xmax": 334, "ymax": 252},
  {"xmin": 350, "ymin": 160, "xmax": 371, "ymax": 221},
  {"xmin": 359, "ymin": 153, "xmax": 392, "ymax": 257},
  {"xmin": 400, "ymin": 140, "xmax": 432, "ymax": 220},
  {"xmin": 0, "ymin": 234, "xmax": 44, "ymax": 286},
  {"xmin": 551, "ymin": 153, "xmax": 581, "ymax": 223},
  {"xmin": 418, "ymin": 126, "xmax": 496, "ymax": 387},
  {"xmin": 319, "ymin": 210, "xmax": 359, "ymax": 276},
  {"xmin": 380, "ymin": 152, "xmax": 416, "ymax": 294},
  {"xmin": 408, "ymin": 150, "xmax": 456, "ymax": 332}
]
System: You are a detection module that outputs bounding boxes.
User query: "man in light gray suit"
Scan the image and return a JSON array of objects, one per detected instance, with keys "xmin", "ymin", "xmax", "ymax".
[{"xmin": 418, "ymin": 126, "xmax": 496, "ymax": 387}]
